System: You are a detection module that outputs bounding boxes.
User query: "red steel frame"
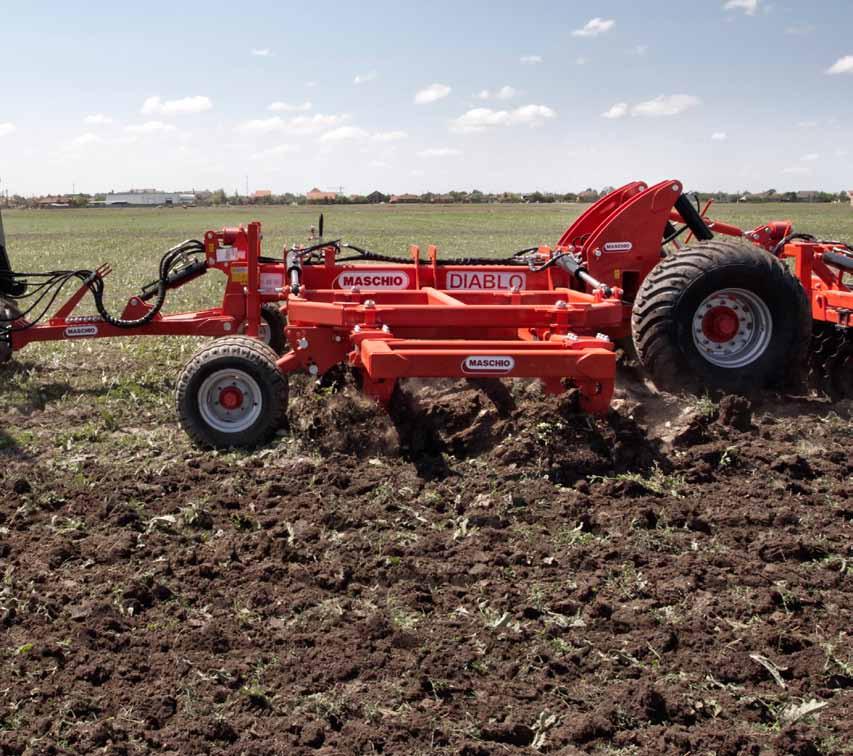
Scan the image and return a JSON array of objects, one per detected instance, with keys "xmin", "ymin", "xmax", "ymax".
[
  {"xmin": 7, "ymin": 223, "xmax": 287, "ymax": 351},
  {"xmin": 9, "ymin": 176, "xmax": 849, "ymax": 417},
  {"xmin": 273, "ymin": 179, "xmax": 693, "ymax": 412}
]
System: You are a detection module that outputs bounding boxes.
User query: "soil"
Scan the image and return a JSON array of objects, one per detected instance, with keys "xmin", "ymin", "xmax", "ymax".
[{"xmin": 1, "ymin": 370, "xmax": 851, "ymax": 755}]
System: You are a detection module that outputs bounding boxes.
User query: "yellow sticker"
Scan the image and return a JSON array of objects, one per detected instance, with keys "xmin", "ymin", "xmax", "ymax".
[
  {"xmin": 231, "ymin": 266, "xmax": 248, "ymax": 284},
  {"xmin": 613, "ymin": 268, "xmax": 621, "ymax": 280}
]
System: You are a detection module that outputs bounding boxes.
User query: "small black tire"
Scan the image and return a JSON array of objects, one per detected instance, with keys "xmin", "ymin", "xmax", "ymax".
[
  {"xmin": 176, "ymin": 336, "xmax": 288, "ymax": 448},
  {"xmin": 239, "ymin": 304, "xmax": 288, "ymax": 356},
  {"xmin": 260, "ymin": 303, "xmax": 288, "ymax": 356},
  {"xmin": 631, "ymin": 240, "xmax": 811, "ymax": 394}
]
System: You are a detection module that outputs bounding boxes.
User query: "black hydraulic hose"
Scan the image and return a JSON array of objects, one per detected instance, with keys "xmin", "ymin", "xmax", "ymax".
[{"xmin": 0, "ymin": 240, "xmax": 205, "ymax": 332}]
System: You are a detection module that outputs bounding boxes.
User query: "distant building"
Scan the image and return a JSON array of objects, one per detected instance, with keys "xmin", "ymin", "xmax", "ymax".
[
  {"xmin": 103, "ymin": 190, "xmax": 196, "ymax": 206},
  {"xmin": 252, "ymin": 190, "xmax": 273, "ymax": 200},
  {"xmin": 366, "ymin": 190, "xmax": 387, "ymax": 204},
  {"xmin": 796, "ymin": 191, "xmax": 818, "ymax": 202},
  {"xmin": 36, "ymin": 195, "xmax": 72, "ymax": 208},
  {"xmin": 389, "ymin": 193, "xmax": 419, "ymax": 204},
  {"xmin": 306, "ymin": 187, "xmax": 338, "ymax": 203}
]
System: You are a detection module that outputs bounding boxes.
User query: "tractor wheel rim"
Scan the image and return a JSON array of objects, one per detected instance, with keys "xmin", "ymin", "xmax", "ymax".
[
  {"xmin": 198, "ymin": 368, "xmax": 263, "ymax": 433},
  {"xmin": 692, "ymin": 288, "xmax": 773, "ymax": 369}
]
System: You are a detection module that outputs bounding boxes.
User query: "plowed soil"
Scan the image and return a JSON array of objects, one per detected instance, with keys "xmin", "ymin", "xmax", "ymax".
[{"xmin": 1, "ymin": 369, "xmax": 851, "ymax": 755}]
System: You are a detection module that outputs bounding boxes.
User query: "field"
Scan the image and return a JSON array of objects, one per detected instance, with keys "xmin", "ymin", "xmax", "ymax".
[{"xmin": 1, "ymin": 203, "xmax": 851, "ymax": 755}]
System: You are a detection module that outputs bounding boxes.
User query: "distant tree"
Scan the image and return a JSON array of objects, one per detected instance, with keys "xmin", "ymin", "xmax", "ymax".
[{"xmin": 210, "ymin": 189, "xmax": 227, "ymax": 206}]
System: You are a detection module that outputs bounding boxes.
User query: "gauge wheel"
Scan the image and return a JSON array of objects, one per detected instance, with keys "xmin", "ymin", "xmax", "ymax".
[{"xmin": 177, "ymin": 336, "xmax": 287, "ymax": 448}]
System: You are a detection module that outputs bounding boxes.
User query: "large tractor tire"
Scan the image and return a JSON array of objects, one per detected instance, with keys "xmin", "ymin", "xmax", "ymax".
[
  {"xmin": 631, "ymin": 240, "xmax": 811, "ymax": 394},
  {"xmin": 176, "ymin": 336, "xmax": 288, "ymax": 448}
]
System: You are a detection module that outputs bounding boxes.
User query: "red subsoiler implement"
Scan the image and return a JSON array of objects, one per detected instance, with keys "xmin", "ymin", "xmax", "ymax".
[{"xmin": 2, "ymin": 178, "xmax": 851, "ymax": 448}]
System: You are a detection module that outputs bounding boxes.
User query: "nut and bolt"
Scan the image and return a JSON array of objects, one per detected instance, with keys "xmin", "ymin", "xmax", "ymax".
[
  {"xmin": 297, "ymin": 337, "xmax": 309, "ymax": 350},
  {"xmin": 555, "ymin": 300, "xmax": 567, "ymax": 310},
  {"xmin": 308, "ymin": 364, "xmax": 319, "ymax": 376},
  {"xmin": 363, "ymin": 299, "xmax": 376, "ymax": 309}
]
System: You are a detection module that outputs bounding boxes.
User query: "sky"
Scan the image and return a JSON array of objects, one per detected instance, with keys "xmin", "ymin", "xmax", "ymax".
[{"xmin": 2, "ymin": 0, "xmax": 853, "ymax": 196}]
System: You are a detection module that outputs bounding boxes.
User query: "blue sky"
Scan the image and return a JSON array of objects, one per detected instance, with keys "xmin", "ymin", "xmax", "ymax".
[{"xmin": 2, "ymin": 0, "xmax": 853, "ymax": 195}]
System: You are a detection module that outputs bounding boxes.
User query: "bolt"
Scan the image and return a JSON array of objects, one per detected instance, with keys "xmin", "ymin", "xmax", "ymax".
[
  {"xmin": 131, "ymin": 298, "xmax": 139, "ymax": 306},
  {"xmin": 308, "ymin": 364, "xmax": 319, "ymax": 376},
  {"xmin": 297, "ymin": 337, "xmax": 309, "ymax": 350},
  {"xmin": 363, "ymin": 299, "xmax": 376, "ymax": 309},
  {"xmin": 564, "ymin": 332, "xmax": 579, "ymax": 341},
  {"xmin": 381, "ymin": 324, "xmax": 391, "ymax": 333},
  {"xmin": 334, "ymin": 335, "xmax": 342, "ymax": 342},
  {"xmin": 353, "ymin": 324, "xmax": 361, "ymax": 333},
  {"xmin": 594, "ymin": 249, "xmax": 602, "ymax": 258},
  {"xmin": 555, "ymin": 300, "xmax": 567, "ymax": 309},
  {"xmin": 595, "ymin": 332, "xmax": 611, "ymax": 342},
  {"xmin": 223, "ymin": 322, "xmax": 232, "ymax": 331},
  {"xmin": 672, "ymin": 184, "xmax": 680, "ymax": 192}
]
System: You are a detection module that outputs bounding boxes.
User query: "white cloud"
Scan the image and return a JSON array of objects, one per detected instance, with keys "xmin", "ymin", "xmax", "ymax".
[
  {"xmin": 124, "ymin": 121, "xmax": 177, "ymax": 134},
  {"xmin": 450, "ymin": 104, "xmax": 556, "ymax": 133},
  {"xmin": 711, "ymin": 131, "xmax": 728, "ymax": 141},
  {"xmin": 251, "ymin": 144, "xmax": 300, "ymax": 159},
  {"xmin": 723, "ymin": 0, "xmax": 759, "ymax": 15},
  {"xmin": 782, "ymin": 165, "xmax": 810, "ymax": 175},
  {"xmin": 0, "ymin": 123, "xmax": 17, "ymax": 138},
  {"xmin": 84, "ymin": 113, "xmax": 113, "ymax": 125},
  {"xmin": 369, "ymin": 160, "xmax": 390, "ymax": 168},
  {"xmin": 141, "ymin": 95, "xmax": 212, "ymax": 116},
  {"xmin": 576, "ymin": 57, "xmax": 587, "ymax": 65},
  {"xmin": 268, "ymin": 101, "xmax": 312, "ymax": 112},
  {"xmin": 371, "ymin": 130, "xmax": 408, "ymax": 142},
  {"xmin": 237, "ymin": 113, "xmax": 349, "ymax": 134},
  {"xmin": 288, "ymin": 113, "xmax": 350, "ymax": 133},
  {"xmin": 238, "ymin": 116, "xmax": 285, "ymax": 134},
  {"xmin": 631, "ymin": 94, "xmax": 701, "ymax": 117},
  {"xmin": 632, "ymin": 44, "xmax": 649, "ymax": 55},
  {"xmin": 572, "ymin": 18, "xmax": 615, "ymax": 37},
  {"xmin": 801, "ymin": 153, "xmax": 820, "ymax": 161},
  {"xmin": 476, "ymin": 85, "xmax": 519, "ymax": 101},
  {"xmin": 520, "ymin": 55, "xmax": 542, "ymax": 65},
  {"xmin": 251, "ymin": 48, "xmax": 272, "ymax": 57},
  {"xmin": 71, "ymin": 132, "xmax": 103, "ymax": 146},
  {"xmin": 827, "ymin": 56, "xmax": 853, "ymax": 75},
  {"xmin": 319, "ymin": 126, "xmax": 369, "ymax": 143},
  {"xmin": 354, "ymin": 71, "xmax": 377, "ymax": 85},
  {"xmin": 418, "ymin": 148, "xmax": 462, "ymax": 158},
  {"xmin": 602, "ymin": 103, "xmax": 628, "ymax": 119},
  {"xmin": 414, "ymin": 83, "xmax": 451, "ymax": 104},
  {"xmin": 797, "ymin": 120, "xmax": 819, "ymax": 128}
]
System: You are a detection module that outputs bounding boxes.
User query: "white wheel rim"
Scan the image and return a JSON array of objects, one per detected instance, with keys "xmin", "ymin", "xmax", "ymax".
[
  {"xmin": 692, "ymin": 287, "xmax": 773, "ymax": 368},
  {"xmin": 198, "ymin": 368, "xmax": 263, "ymax": 433}
]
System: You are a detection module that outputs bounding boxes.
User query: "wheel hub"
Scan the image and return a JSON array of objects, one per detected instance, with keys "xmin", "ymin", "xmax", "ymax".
[
  {"xmin": 692, "ymin": 288, "xmax": 773, "ymax": 369},
  {"xmin": 198, "ymin": 369, "xmax": 263, "ymax": 433},
  {"xmin": 701, "ymin": 305, "xmax": 740, "ymax": 342},
  {"xmin": 218, "ymin": 386, "xmax": 244, "ymax": 410}
]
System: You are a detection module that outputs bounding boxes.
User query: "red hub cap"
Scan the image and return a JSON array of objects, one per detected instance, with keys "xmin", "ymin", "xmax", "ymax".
[
  {"xmin": 701, "ymin": 305, "xmax": 740, "ymax": 343},
  {"xmin": 218, "ymin": 386, "xmax": 244, "ymax": 410}
]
